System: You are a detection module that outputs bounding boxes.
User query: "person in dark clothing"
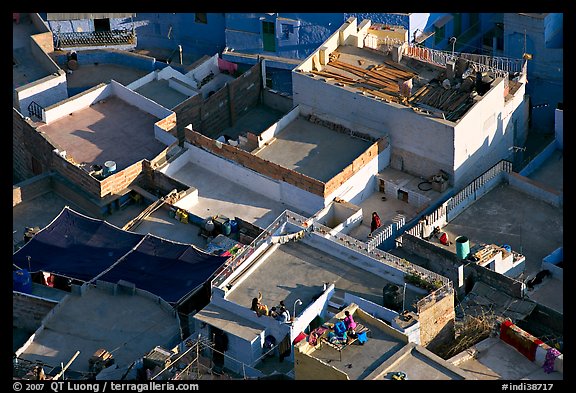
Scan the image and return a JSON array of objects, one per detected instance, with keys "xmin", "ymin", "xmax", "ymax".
[{"xmin": 370, "ymin": 212, "xmax": 382, "ymax": 233}]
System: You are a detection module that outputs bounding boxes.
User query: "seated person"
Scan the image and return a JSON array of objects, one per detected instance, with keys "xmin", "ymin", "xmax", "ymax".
[
  {"xmin": 268, "ymin": 307, "xmax": 278, "ymax": 319},
  {"xmin": 251, "ymin": 292, "xmax": 268, "ymax": 317},
  {"xmin": 343, "ymin": 310, "xmax": 357, "ymax": 336},
  {"xmin": 275, "ymin": 306, "xmax": 291, "ymax": 323}
]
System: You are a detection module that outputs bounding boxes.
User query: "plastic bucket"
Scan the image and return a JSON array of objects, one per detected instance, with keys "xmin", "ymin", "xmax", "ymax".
[
  {"xmin": 456, "ymin": 236, "xmax": 470, "ymax": 259},
  {"xmin": 222, "ymin": 221, "xmax": 232, "ymax": 236}
]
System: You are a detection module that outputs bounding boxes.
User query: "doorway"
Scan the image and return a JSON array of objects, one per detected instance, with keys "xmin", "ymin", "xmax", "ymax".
[{"xmin": 262, "ymin": 21, "xmax": 276, "ymax": 52}]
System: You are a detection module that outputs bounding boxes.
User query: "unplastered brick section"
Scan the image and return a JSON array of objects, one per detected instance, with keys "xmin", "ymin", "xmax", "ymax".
[
  {"xmin": 323, "ymin": 138, "xmax": 387, "ymax": 197},
  {"xmin": 175, "ymin": 62, "xmax": 263, "ymax": 140},
  {"xmin": 417, "ymin": 288, "xmax": 456, "ymax": 349},
  {"xmin": 99, "ymin": 161, "xmax": 144, "ymax": 198},
  {"xmin": 156, "ymin": 113, "xmax": 177, "ymax": 133},
  {"xmin": 187, "ymin": 130, "xmax": 325, "ymax": 196}
]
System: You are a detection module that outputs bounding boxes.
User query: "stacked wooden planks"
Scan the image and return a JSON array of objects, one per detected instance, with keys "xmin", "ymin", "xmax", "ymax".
[{"xmin": 310, "ymin": 55, "xmax": 417, "ymax": 102}]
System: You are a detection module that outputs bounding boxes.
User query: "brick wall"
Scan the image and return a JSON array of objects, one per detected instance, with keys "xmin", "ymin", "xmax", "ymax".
[
  {"xmin": 174, "ymin": 62, "xmax": 263, "ymax": 141},
  {"xmin": 13, "ymin": 173, "xmax": 52, "ymax": 207},
  {"xmin": 200, "ymin": 86, "xmax": 231, "ymax": 137},
  {"xmin": 13, "ymin": 292, "xmax": 58, "ymax": 333},
  {"xmin": 142, "ymin": 163, "xmax": 189, "ymax": 195},
  {"xmin": 173, "ymin": 94, "xmax": 202, "ymax": 142},
  {"xmin": 324, "ymin": 140, "xmax": 383, "ymax": 196},
  {"xmin": 52, "ymin": 155, "xmax": 100, "ymax": 196},
  {"xmin": 187, "ymin": 129, "xmax": 326, "ymax": 196},
  {"xmin": 99, "ymin": 161, "xmax": 144, "ymax": 198},
  {"xmin": 464, "ymin": 262, "xmax": 525, "ymax": 298},
  {"xmin": 13, "ymin": 109, "xmax": 56, "ymax": 182},
  {"xmin": 417, "ymin": 287, "xmax": 455, "ymax": 350}
]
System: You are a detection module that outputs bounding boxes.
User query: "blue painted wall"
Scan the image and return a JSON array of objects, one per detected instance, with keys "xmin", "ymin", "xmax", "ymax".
[
  {"xmin": 46, "ymin": 17, "xmax": 133, "ymax": 34},
  {"xmin": 503, "ymin": 13, "xmax": 563, "ymax": 132},
  {"xmin": 133, "ymin": 13, "xmax": 225, "ymax": 61}
]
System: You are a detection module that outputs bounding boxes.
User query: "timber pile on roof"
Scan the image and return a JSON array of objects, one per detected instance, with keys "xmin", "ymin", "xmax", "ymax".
[
  {"xmin": 310, "ymin": 52, "xmax": 418, "ymax": 103},
  {"xmin": 409, "ymin": 83, "xmax": 474, "ymax": 121},
  {"xmin": 310, "ymin": 52, "xmax": 475, "ymax": 121}
]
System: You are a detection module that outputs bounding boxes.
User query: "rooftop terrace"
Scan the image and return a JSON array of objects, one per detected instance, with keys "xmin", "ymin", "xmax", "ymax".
[
  {"xmin": 441, "ymin": 184, "xmax": 562, "ymax": 277},
  {"xmin": 13, "ymin": 14, "xmax": 52, "ymax": 89},
  {"xmin": 254, "ymin": 115, "xmax": 372, "ymax": 183},
  {"xmin": 167, "ymin": 161, "xmax": 306, "ymax": 229},
  {"xmin": 218, "ymin": 103, "xmax": 286, "ymax": 142},
  {"xmin": 37, "ymin": 96, "xmax": 165, "ymax": 172},
  {"xmin": 225, "ymin": 241, "xmax": 426, "ymax": 315},
  {"xmin": 15, "ymin": 285, "xmax": 181, "ymax": 374}
]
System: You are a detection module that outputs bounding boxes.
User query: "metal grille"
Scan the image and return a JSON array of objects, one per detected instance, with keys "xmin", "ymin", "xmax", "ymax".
[{"xmin": 54, "ymin": 29, "xmax": 135, "ymax": 48}]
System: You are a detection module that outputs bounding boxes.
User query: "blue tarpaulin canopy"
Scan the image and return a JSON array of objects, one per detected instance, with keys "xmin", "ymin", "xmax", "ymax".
[{"xmin": 13, "ymin": 206, "xmax": 229, "ymax": 304}]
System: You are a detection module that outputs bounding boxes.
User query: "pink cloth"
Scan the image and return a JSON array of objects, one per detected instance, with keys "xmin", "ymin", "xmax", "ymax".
[
  {"xmin": 218, "ymin": 57, "xmax": 238, "ymax": 74},
  {"xmin": 344, "ymin": 315, "xmax": 357, "ymax": 330}
]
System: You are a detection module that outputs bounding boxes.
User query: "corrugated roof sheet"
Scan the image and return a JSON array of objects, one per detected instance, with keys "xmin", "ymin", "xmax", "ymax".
[{"xmin": 47, "ymin": 13, "xmax": 135, "ymax": 21}]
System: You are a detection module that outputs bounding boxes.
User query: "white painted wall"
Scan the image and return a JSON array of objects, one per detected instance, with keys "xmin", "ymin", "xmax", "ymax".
[
  {"xmin": 185, "ymin": 54, "xmax": 219, "ymax": 85},
  {"xmin": 43, "ymin": 84, "xmax": 111, "ymax": 123},
  {"xmin": 292, "ymin": 74, "xmax": 454, "ymax": 179},
  {"xmin": 453, "ymin": 79, "xmax": 528, "ymax": 188},
  {"xmin": 183, "ymin": 140, "xmax": 323, "ymax": 215},
  {"xmin": 16, "ymin": 73, "xmax": 68, "ymax": 116},
  {"xmin": 325, "ymin": 148, "xmax": 390, "ymax": 207},
  {"xmin": 110, "ymin": 80, "xmax": 174, "ymax": 119},
  {"xmin": 125, "ymin": 70, "xmax": 157, "ymax": 91},
  {"xmin": 291, "ymin": 285, "xmax": 334, "ymax": 342},
  {"xmin": 302, "ymin": 233, "xmax": 407, "ymax": 287},
  {"xmin": 259, "ymin": 106, "xmax": 300, "ymax": 146},
  {"xmin": 159, "ymin": 148, "xmax": 193, "ymax": 175},
  {"xmin": 155, "ymin": 127, "xmax": 178, "ymax": 146},
  {"xmin": 168, "ymin": 78, "xmax": 197, "ymax": 97}
]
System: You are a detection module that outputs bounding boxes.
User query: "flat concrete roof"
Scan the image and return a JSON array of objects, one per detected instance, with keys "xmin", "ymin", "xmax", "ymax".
[
  {"xmin": 127, "ymin": 206, "xmax": 209, "ymax": 249},
  {"xmin": 65, "ymin": 64, "xmax": 149, "ymax": 90},
  {"xmin": 525, "ymin": 275, "xmax": 563, "ymax": 314},
  {"xmin": 225, "ymin": 241, "xmax": 426, "ymax": 314},
  {"xmin": 527, "ymin": 149, "xmax": 563, "ymax": 193},
  {"xmin": 310, "ymin": 316, "xmax": 406, "ymax": 379},
  {"xmin": 217, "ymin": 103, "xmax": 286, "ymax": 141},
  {"xmin": 169, "ymin": 161, "xmax": 307, "ymax": 229},
  {"xmin": 347, "ymin": 167, "xmax": 445, "ymax": 241},
  {"xmin": 194, "ymin": 303, "xmax": 265, "ymax": 343},
  {"xmin": 367, "ymin": 343, "xmax": 472, "ymax": 380},
  {"xmin": 453, "ymin": 337, "xmax": 563, "ymax": 380},
  {"xmin": 38, "ymin": 96, "xmax": 166, "ymax": 172},
  {"xmin": 17, "ymin": 285, "xmax": 181, "ymax": 373},
  {"xmin": 13, "ymin": 14, "xmax": 52, "ymax": 89},
  {"xmin": 135, "ymin": 79, "xmax": 190, "ymax": 110},
  {"xmin": 255, "ymin": 116, "xmax": 372, "ymax": 182},
  {"xmin": 441, "ymin": 183, "xmax": 562, "ymax": 276}
]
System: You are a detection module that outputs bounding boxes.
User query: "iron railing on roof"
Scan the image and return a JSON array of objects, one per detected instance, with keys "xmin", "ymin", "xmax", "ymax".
[
  {"xmin": 211, "ymin": 209, "xmax": 452, "ymax": 314},
  {"xmin": 27, "ymin": 101, "xmax": 44, "ymax": 120},
  {"xmin": 54, "ymin": 29, "xmax": 135, "ymax": 49},
  {"xmin": 406, "ymin": 159, "xmax": 513, "ymax": 239},
  {"xmin": 404, "ymin": 44, "xmax": 522, "ymax": 80}
]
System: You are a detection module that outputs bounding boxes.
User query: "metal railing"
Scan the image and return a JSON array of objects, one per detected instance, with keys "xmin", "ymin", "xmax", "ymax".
[
  {"xmin": 299, "ymin": 213, "xmax": 450, "ymax": 287},
  {"xmin": 404, "ymin": 44, "xmax": 521, "ymax": 80},
  {"xmin": 27, "ymin": 101, "xmax": 44, "ymax": 120},
  {"xmin": 210, "ymin": 213, "xmax": 285, "ymax": 288},
  {"xmin": 407, "ymin": 159, "xmax": 512, "ymax": 238},
  {"xmin": 54, "ymin": 29, "xmax": 135, "ymax": 48}
]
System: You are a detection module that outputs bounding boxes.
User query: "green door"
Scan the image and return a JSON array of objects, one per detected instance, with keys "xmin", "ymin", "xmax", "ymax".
[{"xmin": 262, "ymin": 21, "xmax": 276, "ymax": 52}]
